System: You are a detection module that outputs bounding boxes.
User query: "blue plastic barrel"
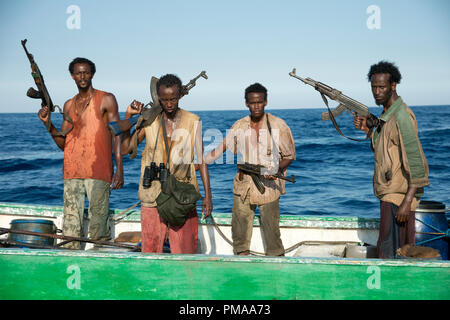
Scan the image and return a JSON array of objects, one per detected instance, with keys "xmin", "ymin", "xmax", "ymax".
[
  {"xmin": 8, "ymin": 219, "xmax": 56, "ymax": 248},
  {"xmin": 415, "ymin": 201, "xmax": 449, "ymax": 260}
]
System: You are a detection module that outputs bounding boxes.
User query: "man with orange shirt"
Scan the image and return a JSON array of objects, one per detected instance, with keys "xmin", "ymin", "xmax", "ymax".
[{"xmin": 38, "ymin": 57, "xmax": 123, "ymax": 249}]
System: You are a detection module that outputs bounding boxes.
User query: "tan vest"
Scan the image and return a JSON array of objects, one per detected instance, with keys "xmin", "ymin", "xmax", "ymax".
[{"xmin": 138, "ymin": 109, "xmax": 200, "ymax": 207}]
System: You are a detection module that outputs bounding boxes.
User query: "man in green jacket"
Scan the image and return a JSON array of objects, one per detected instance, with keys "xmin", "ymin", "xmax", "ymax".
[{"xmin": 354, "ymin": 61, "xmax": 429, "ymax": 259}]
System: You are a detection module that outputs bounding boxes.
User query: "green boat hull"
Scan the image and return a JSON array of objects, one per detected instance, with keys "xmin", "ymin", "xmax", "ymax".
[
  {"xmin": 1, "ymin": 248, "xmax": 449, "ymax": 300},
  {"xmin": 1, "ymin": 202, "xmax": 449, "ymax": 300}
]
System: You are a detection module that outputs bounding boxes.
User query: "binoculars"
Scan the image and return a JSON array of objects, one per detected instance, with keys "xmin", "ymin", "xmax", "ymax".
[{"xmin": 142, "ymin": 162, "xmax": 169, "ymax": 189}]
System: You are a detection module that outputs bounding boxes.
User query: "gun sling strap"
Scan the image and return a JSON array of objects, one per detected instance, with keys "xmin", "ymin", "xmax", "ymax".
[
  {"xmin": 320, "ymin": 92, "xmax": 375, "ymax": 142},
  {"xmin": 158, "ymin": 112, "xmax": 192, "ymax": 181}
]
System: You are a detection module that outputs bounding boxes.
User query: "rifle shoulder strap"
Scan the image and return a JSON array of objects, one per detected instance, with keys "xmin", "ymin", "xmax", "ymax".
[
  {"xmin": 160, "ymin": 113, "xmax": 170, "ymax": 169},
  {"xmin": 149, "ymin": 115, "xmax": 162, "ymax": 164},
  {"xmin": 320, "ymin": 93, "xmax": 371, "ymax": 142},
  {"xmin": 160, "ymin": 114, "xmax": 191, "ymax": 179},
  {"xmin": 265, "ymin": 113, "xmax": 277, "ymax": 156}
]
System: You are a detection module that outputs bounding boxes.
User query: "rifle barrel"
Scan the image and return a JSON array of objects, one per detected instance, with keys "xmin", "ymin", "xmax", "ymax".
[
  {"xmin": 290, "ymin": 68, "xmax": 370, "ymax": 117},
  {"xmin": 182, "ymin": 71, "xmax": 208, "ymax": 94},
  {"xmin": 289, "ymin": 68, "xmax": 317, "ymax": 87},
  {"xmin": 21, "ymin": 39, "xmax": 33, "ymax": 60}
]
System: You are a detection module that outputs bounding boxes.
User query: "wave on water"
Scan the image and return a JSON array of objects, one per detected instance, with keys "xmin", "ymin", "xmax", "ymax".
[{"xmin": 0, "ymin": 158, "xmax": 62, "ymax": 173}]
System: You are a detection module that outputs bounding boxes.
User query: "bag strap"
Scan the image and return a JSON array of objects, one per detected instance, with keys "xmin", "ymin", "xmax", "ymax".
[
  {"xmin": 265, "ymin": 113, "xmax": 279, "ymax": 156},
  {"xmin": 265, "ymin": 112, "xmax": 272, "ymax": 136},
  {"xmin": 149, "ymin": 115, "xmax": 163, "ymax": 164},
  {"xmin": 160, "ymin": 113, "xmax": 171, "ymax": 171},
  {"xmin": 160, "ymin": 112, "xmax": 192, "ymax": 180}
]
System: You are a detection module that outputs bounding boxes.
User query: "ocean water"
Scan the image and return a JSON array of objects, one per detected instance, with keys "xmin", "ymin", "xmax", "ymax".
[{"xmin": 0, "ymin": 106, "xmax": 449, "ymax": 219}]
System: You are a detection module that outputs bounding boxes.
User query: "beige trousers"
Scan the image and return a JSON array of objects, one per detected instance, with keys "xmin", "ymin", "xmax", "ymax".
[{"xmin": 231, "ymin": 195, "xmax": 284, "ymax": 256}]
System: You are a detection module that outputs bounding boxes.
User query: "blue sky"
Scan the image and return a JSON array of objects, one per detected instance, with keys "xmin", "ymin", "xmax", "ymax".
[{"xmin": 0, "ymin": 0, "xmax": 449, "ymax": 112}]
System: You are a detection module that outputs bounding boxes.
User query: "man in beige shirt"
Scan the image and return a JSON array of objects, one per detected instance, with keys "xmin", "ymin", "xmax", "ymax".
[
  {"xmin": 354, "ymin": 61, "xmax": 429, "ymax": 258},
  {"xmin": 121, "ymin": 74, "xmax": 213, "ymax": 253},
  {"xmin": 206, "ymin": 83, "xmax": 296, "ymax": 256}
]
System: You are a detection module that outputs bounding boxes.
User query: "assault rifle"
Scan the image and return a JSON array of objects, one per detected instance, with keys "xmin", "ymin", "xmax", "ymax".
[
  {"xmin": 108, "ymin": 71, "xmax": 208, "ymax": 136},
  {"xmin": 289, "ymin": 68, "xmax": 379, "ymax": 141},
  {"xmin": 237, "ymin": 162, "xmax": 296, "ymax": 194},
  {"xmin": 21, "ymin": 39, "xmax": 73, "ymax": 136}
]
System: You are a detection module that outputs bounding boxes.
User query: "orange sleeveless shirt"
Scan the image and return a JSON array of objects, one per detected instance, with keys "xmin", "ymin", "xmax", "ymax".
[{"xmin": 63, "ymin": 89, "xmax": 113, "ymax": 183}]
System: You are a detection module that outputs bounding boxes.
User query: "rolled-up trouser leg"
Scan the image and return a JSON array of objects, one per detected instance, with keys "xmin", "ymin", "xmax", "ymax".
[{"xmin": 63, "ymin": 179, "xmax": 86, "ymax": 249}]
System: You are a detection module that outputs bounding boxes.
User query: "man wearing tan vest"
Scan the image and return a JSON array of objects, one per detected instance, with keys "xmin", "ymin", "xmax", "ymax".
[
  {"xmin": 38, "ymin": 57, "xmax": 123, "ymax": 249},
  {"xmin": 121, "ymin": 74, "xmax": 213, "ymax": 253}
]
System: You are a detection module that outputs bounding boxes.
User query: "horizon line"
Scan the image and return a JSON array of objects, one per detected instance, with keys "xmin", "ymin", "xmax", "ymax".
[{"xmin": 1, "ymin": 104, "xmax": 449, "ymax": 113}]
